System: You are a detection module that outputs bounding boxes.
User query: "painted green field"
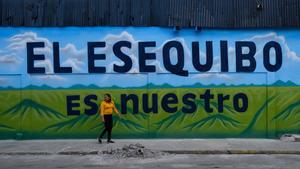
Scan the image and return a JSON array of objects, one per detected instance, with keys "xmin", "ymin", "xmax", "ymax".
[{"xmin": 0, "ymin": 87, "xmax": 299, "ymax": 139}]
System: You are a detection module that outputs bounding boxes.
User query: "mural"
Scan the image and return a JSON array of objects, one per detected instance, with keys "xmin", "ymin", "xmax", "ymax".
[{"xmin": 0, "ymin": 27, "xmax": 299, "ymax": 139}]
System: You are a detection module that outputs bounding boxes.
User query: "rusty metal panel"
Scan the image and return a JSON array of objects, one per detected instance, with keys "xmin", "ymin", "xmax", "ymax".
[
  {"xmin": 1, "ymin": 0, "xmax": 24, "ymax": 26},
  {"xmin": 61, "ymin": 0, "xmax": 89, "ymax": 26},
  {"xmin": 42, "ymin": 0, "xmax": 61, "ymax": 26},
  {"xmin": 23, "ymin": 0, "xmax": 45, "ymax": 26},
  {"xmin": 150, "ymin": 0, "xmax": 170, "ymax": 26},
  {"xmin": 107, "ymin": 0, "xmax": 132, "ymax": 25},
  {"xmin": 130, "ymin": 0, "xmax": 151, "ymax": 26},
  {"xmin": 1, "ymin": 0, "xmax": 300, "ymax": 28}
]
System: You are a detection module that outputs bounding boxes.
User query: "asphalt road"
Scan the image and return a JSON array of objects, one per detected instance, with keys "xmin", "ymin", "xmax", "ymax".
[{"xmin": 0, "ymin": 154, "xmax": 299, "ymax": 169}]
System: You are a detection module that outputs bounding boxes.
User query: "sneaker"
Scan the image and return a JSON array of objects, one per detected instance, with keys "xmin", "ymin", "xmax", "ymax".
[
  {"xmin": 98, "ymin": 137, "xmax": 102, "ymax": 144},
  {"xmin": 107, "ymin": 140, "xmax": 115, "ymax": 143}
]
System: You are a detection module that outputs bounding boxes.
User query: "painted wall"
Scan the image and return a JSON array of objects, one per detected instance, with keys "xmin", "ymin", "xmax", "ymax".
[{"xmin": 0, "ymin": 27, "xmax": 299, "ymax": 139}]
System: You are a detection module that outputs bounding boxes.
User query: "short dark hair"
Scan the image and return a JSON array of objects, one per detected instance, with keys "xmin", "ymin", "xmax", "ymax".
[
  {"xmin": 104, "ymin": 93, "xmax": 111, "ymax": 102},
  {"xmin": 104, "ymin": 93, "xmax": 111, "ymax": 98}
]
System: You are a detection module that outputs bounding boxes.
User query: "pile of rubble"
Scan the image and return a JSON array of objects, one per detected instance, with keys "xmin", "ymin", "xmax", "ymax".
[
  {"xmin": 102, "ymin": 143, "xmax": 167, "ymax": 159},
  {"xmin": 280, "ymin": 134, "xmax": 300, "ymax": 142}
]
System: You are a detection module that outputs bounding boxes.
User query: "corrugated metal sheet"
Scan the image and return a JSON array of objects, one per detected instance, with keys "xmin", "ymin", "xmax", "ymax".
[{"xmin": 1, "ymin": 0, "xmax": 300, "ymax": 27}]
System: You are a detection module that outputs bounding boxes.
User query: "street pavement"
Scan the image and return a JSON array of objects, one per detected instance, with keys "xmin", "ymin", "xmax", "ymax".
[
  {"xmin": 0, "ymin": 139, "xmax": 300, "ymax": 169},
  {"xmin": 1, "ymin": 154, "xmax": 300, "ymax": 169},
  {"xmin": 0, "ymin": 139, "xmax": 300, "ymax": 155}
]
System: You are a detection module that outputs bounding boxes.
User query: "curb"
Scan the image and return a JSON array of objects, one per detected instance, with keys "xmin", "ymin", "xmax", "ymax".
[
  {"xmin": 163, "ymin": 150, "xmax": 300, "ymax": 155},
  {"xmin": 1, "ymin": 150, "xmax": 300, "ymax": 155},
  {"xmin": 58, "ymin": 151, "xmax": 99, "ymax": 155},
  {"xmin": 0, "ymin": 152, "xmax": 52, "ymax": 155}
]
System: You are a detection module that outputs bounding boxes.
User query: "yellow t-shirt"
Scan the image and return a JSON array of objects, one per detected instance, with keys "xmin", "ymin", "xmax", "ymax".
[{"xmin": 100, "ymin": 101, "xmax": 117, "ymax": 115}]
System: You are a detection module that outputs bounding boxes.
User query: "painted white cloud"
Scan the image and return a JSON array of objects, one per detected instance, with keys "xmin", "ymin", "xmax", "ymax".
[
  {"xmin": 35, "ymin": 74, "xmax": 66, "ymax": 81},
  {"xmin": 191, "ymin": 73, "xmax": 232, "ymax": 80},
  {"xmin": 60, "ymin": 43, "xmax": 85, "ymax": 72},
  {"xmin": 102, "ymin": 31, "xmax": 235, "ymax": 86},
  {"xmin": 103, "ymin": 31, "xmax": 167, "ymax": 74},
  {"xmin": 151, "ymin": 37, "xmax": 195, "ymax": 73},
  {"xmin": 0, "ymin": 77, "xmax": 7, "ymax": 84},
  {"xmin": 101, "ymin": 31, "xmax": 237, "ymax": 85},
  {"xmin": 103, "ymin": 31, "xmax": 136, "ymax": 50},
  {"xmin": 61, "ymin": 43, "xmax": 85, "ymax": 60},
  {"xmin": 62, "ymin": 59, "xmax": 84, "ymax": 72},
  {"xmin": 244, "ymin": 32, "xmax": 300, "ymax": 61},
  {"xmin": 1, "ymin": 30, "xmax": 300, "ymax": 87},
  {"xmin": 35, "ymin": 59, "xmax": 53, "ymax": 74},
  {"xmin": 4, "ymin": 32, "xmax": 86, "ymax": 74},
  {"xmin": 211, "ymin": 32, "xmax": 300, "ymax": 73},
  {"xmin": 0, "ymin": 53, "xmax": 21, "ymax": 64},
  {"xmin": 7, "ymin": 32, "xmax": 52, "ymax": 54},
  {"xmin": 0, "ymin": 77, "xmax": 21, "ymax": 87},
  {"xmin": 102, "ymin": 31, "xmax": 204, "ymax": 75},
  {"xmin": 149, "ymin": 60, "xmax": 165, "ymax": 73},
  {"xmin": 246, "ymin": 32, "xmax": 284, "ymax": 42},
  {"xmin": 102, "ymin": 31, "xmax": 140, "ymax": 72}
]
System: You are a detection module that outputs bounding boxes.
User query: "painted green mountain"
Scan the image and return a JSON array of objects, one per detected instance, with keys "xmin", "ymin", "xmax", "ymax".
[
  {"xmin": 42, "ymin": 113, "xmax": 102, "ymax": 133},
  {"xmin": 0, "ymin": 123, "xmax": 17, "ymax": 139},
  {"xmin": 0, "ymin": 99, "xmax": 67, "ymax": 135},
  {"xmin": 23, "ymin": 84, "xmax": 54, "ymax": 90},
  {"xmin": 0, "ymin": 124, "xmax": 15, "ymax": 131},
  {"xmin": 0, "ymin": 99, "xmax": 66, "ymax": 121},
  {"xmin": 43, "ymin": 113, "xmax": 148, "ymax": 138},
  {"xmin": 184, "ymin": 114, "xmax": 241, "ymax": 130},
  {"xmin": 1, "ymin": 80, "xmax": 298, "ymax": 90},
  {"xmin": 154, "ymin": 99, "xmax": 208, "ymax": 131},
  {"xmin": 273, "ymin": 100, "xmax": 300, "ymax": 121},
  {"xmin": 1, "ymin": 86, "xmax": 299, "ymax": 139},
  {"xmin": 272, "ymin": 80, "xmax": 297, "ymax": 86},
  {"xmin": 239, "ymin": 98, "xmax": 271, "ymax": 137},
  {"xmin": 155, "ymin": 98, "xmax": 239, "ymax": 131},
  {"xmin": 272, "ymin": 99, "xmax": 300, "ymax": 136},
  {"xmin": 0, "ymin": 86, "xmax": 16, "ymax": 90},
  {"xmin": 43, "ymin": 102, "xmax": 149, "ymax": 138}
]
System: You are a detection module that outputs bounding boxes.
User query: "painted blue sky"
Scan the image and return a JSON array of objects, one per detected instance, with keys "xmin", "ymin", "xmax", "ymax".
[{"xmin": 0, "ymin": 27, "xmax": 299, "ymax": 88}]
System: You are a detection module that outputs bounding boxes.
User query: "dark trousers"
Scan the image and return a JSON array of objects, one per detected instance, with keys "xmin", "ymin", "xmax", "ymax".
[{"xmin": 99, "ymin": 115, "xmax": 113, "ymax": 141}]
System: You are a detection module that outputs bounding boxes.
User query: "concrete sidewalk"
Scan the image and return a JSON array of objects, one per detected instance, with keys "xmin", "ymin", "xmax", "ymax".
[{"xmin": 0, "ymin": 139, "xmax": 300, "ymax": 155}]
